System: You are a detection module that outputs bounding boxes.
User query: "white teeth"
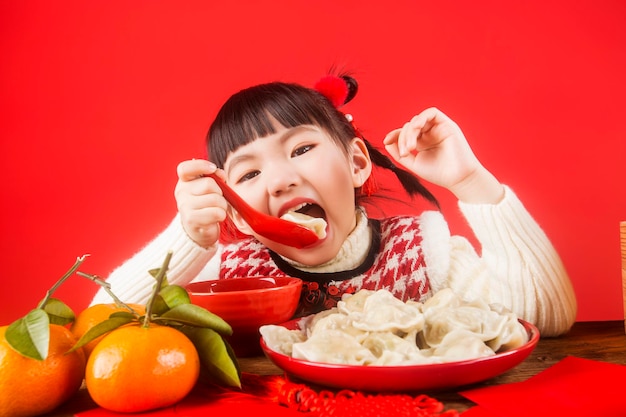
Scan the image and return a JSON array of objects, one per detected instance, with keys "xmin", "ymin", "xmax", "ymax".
[
  {"xmin": 281, "ymin": 208, "xmax": 327, "ymax": 239},
  {"xmin": 290, "ymin": 202, "xmax": 308, "ymax": 212}
]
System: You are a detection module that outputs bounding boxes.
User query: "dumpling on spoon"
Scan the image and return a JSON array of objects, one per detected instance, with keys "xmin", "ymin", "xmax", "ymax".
[{"xmin": 280, "ymin": 210, "xmax": 327, "ymax": 239}]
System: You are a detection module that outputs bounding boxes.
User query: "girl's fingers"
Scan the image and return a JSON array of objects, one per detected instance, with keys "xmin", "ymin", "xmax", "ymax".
[
  {"xmin": 384, "ymin": 125, "xmax": 414, "ymax": 159},
  {"xmin": 177, "ymin": 159, "xmax": 218, "ymax": 181},
  {"xmin": 410, "ymin": 107, "xmax": 442, "ymax": 131},
  {"xmin": 383, "ymin": 142, "xmax": 403, "ymax": 167},
  {"xmin": 385, "ymin": 108, "xmax": 453, "ymax": 158},
  {"xmin": 383, "ymin": 128, "xmax": 402, "ymax": 145},
  {"xmin": 395, "ymin": 121, "xmax": 422, "ymax": 157},
  {"xmin": 180, "ymin": 194, "xmax": 228, "ymax": 219},
  {"xmin": 383, "ymin": 128, "xmax": 405, "ymax": 160}
]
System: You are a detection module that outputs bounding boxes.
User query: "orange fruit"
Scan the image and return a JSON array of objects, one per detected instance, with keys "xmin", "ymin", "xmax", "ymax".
[
  {"xmin": 70, "ymin": 303, "xmax": 145, "ymax": 359},
  {"xmin": 85, "ymin": 323, "xmax": 200, "ymax": 413},
  {"xmin": 0, "ymin": 324, "xmax": 86, "ymax": 417}
]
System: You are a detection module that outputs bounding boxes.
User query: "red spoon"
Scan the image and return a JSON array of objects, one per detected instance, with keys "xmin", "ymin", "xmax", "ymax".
[{"xmin": 206, "ymin": 173, "xmax": 320, "ymax": 249}]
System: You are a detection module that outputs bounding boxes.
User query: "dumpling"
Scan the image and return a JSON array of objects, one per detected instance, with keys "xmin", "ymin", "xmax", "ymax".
[
  {"xmin": 259, "ymin": 324, "xmax": 306, "ymax": 356},
  {"xmin": 420, "ymin": 288, "xmax": 463, "ymax": 311},
  {"xmin": 430, "ymin": 329, "xmax": 496, "ymax": 361},
  {"xmin": 361, "ymin": 332, "xmax": 422, "ymax": 365},
  {"xmin": 301, "ymin": 307, "xmax": 338, "ymax": 337},
  {"xmin": 292, "ymin": 329, "xmax": 377, "ymax": 365},
  {"xmin": 308, "ymin": 310, "xmax": 368, "ymax": 343},
  {"xmin": 422, "ymin": 305, "xmax": 509, "ymax": 347},
  {"xmin": 349, "ymin": 290, "xmax": 425, "ymax": 333},
  {"xmin": 486, "ymin": 312, "xmax": 529, "ymax": 351},
  {"xmin": 337, "ymin": 289, "xmax": 375, "ymax": 315},
  {"xmin": 280, "ymin": 211, "xmax": 327, "ymax": 238}
]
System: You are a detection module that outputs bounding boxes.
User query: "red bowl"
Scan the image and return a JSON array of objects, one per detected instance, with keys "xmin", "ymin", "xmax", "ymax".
[{"xmin": 186, "ymin": 277, "xmax": 302, "ymax": 357}]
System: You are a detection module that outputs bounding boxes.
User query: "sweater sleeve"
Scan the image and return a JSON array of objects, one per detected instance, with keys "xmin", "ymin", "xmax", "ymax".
[
  {"xmin": 90, "ymin": 214, "xmax": 219, "ymax": 306},
  {"xmin": 423, "ymin": 186, "xmax": 577, "ymax": 337}
]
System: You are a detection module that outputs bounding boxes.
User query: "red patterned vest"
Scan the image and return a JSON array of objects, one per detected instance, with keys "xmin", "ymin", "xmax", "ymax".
[{"xmin": 219, "ymin": 216, "xmax": 430, "ymax": 317}]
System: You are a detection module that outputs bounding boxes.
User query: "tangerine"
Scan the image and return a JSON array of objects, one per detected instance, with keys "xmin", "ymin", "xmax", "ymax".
[
  {"xmin": 0, "ymin": 324, "xmax": 86, "ymax": 417},
  {"xmin": 70, "ymin": 303, "xmax": 145, "ymax": 359},
  {"xmin": 85, "ymin": 323, "xmax": 200, "ymax": 413}
]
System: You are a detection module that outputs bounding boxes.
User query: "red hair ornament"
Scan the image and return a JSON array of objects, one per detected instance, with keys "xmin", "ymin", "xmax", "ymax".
[
  {"xmin": 314, "ymin": 75, "xmax": 350, "ymax": 108},
  {"xmin": 314, "ymin": 74, "xmax": 379, "ymax": 198}
]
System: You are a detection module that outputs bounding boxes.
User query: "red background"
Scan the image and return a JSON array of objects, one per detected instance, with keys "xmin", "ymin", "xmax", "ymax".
[{"xmin": 1, "ymin": 0, "xmax": 625, "ymax": 324}]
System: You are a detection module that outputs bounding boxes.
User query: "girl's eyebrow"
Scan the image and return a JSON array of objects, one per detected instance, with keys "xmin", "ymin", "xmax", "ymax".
[
  {"xmin": 226, "ymin": 153, "xmax": 255, "ymax": 178},
  {"xmin": 226, "ymin": 125, "xmax": 320, "ymax": 176}
]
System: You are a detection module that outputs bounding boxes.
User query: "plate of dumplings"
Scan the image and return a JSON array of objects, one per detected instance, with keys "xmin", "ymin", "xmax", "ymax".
[{"xmin": 260, "ymin": 288, "xmax": 539, "ymax": 391}]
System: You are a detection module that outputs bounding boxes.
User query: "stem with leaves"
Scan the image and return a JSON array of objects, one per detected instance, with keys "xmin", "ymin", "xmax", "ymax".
[
  {"xmin": 76, "ymin": 271, "xmax": 138, "ymax": 315},
  {"xmin": 6, "ymin": 254, "xmax": 89, "ymax": 360},
  {"xmin": 143, "ymin": 250, "xmax": 172, "ymax": 327},
  {"xmin": 36, "ymin": 254, "xmax": 89, "ymax": 310}
]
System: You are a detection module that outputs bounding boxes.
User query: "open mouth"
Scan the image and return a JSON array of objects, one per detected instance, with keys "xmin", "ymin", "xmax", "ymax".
[
  {"xmin": 280, "ymin": 203, "xmax": 327, "ymax": 239},
  {"xmin": 293, "ymin": 203, "xmax": 325, "ymax": 219}
]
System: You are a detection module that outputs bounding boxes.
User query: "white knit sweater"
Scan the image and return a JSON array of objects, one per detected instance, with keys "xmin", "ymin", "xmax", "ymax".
[{"xmin": 91, "ymin": 186, "xmax": 577, "ymax": 336}]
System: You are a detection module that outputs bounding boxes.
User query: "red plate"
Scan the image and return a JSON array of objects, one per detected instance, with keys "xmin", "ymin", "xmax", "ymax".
[{"xmin": 260, "ymin": 318, "xmax": 539, "ymax": 392}]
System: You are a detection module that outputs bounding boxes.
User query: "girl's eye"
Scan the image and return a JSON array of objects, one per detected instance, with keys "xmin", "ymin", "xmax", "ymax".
[
  {"xmin": 292, "ymin": 144, "xmax": 314, "ymax": 157},
  {"xmin": 237, "ymin": 170, "xmax": 260, "ymax": 183}
]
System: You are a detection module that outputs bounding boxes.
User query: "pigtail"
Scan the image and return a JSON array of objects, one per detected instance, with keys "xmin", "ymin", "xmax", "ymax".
[
  {"xmin": 363, "ymin": 140, "xmax": 440, "ymax": 209},
  {"xmin": 314, "ymin": 73, "xmax": 440, "ymax": 209}
]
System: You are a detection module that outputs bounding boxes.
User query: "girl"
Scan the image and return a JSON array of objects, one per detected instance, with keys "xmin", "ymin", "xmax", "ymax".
[{"xmin": 92, "ymin": 74, "xmax": 577, "ymax": 337}]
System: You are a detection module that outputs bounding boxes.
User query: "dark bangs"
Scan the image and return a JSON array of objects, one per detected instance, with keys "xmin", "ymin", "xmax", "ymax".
[{"xmin": 207, "ymin": 82, "xmax": 355, "ymax": 168}]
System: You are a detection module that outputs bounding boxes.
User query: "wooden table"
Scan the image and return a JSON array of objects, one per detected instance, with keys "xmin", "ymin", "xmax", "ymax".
[{"xmin": 45, "ymin": 321, "xmax": 626, "ymax": 415}]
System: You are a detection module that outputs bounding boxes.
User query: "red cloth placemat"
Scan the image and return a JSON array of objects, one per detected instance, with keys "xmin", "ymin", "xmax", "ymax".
[{"xmin": 460, "ymin": 356, "xmax": 626, "ymax": 417}]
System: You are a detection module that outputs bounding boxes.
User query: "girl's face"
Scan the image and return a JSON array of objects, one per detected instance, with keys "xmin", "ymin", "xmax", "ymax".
[{"xmin": 223, "ymin": 122, "xmax": 372, "ymax": 265}]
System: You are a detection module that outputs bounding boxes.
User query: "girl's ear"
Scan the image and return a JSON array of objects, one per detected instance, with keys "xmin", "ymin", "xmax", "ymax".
[{"xmin": 349, "ymin": 138, "xmax": 373, "ymax": 188}]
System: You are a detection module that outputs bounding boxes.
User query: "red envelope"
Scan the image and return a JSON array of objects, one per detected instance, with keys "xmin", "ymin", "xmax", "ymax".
[{"xmin": 460, "ymin": 356, "xmax": 626, "ymax": 417}]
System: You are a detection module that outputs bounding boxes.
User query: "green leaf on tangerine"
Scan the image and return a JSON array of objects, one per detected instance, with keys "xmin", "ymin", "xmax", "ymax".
[
  {"xmin": 156, "ymin": 304, "xmax": 232, "ymax": 336},
  {"xmin": 43, "ymin": 298, "xmax": 75, "ymax": 326},
  {"xmin": 68, "ymin": 315, "xmax": 135, "ymax": 352},
  {"xmin": 108, "ymin": 311, "xmax": 136, "ymax": 320},
  {"xmin": 181, "ymin": 326, "xmax": 241, "ymax": 388},
  {"xmin": 5, "ymin": 309, "xmax": 50, "ymax": 360},
  {"xmin": 150, "ymin": 294, "xmax": 170, "ymax": 316},
  {"xmin": 149, "ymin": 267, "xmax": 169, "ymax": 286},
  {"xmin": 159, "ymin": 284, "xmax": 191, "ymax": 309}
]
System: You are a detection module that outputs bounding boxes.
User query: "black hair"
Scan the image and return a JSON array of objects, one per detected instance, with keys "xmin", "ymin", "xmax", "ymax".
[{"xmin": 206, "ymin": 75, "xmax": 439, "ymax": 209}]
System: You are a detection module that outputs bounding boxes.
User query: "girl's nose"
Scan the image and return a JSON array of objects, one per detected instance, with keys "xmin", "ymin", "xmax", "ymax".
[{"xmin": 265, "ymin": 164, "xmax": 301, "ymax": 196}]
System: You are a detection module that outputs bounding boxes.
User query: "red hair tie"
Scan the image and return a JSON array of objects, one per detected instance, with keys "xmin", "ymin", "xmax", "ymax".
[
  {"xmin": 361, "ymin": 176, "xmax": 378, "ymax": 197},
  {"xmin": 314, "ymin": 75, "xmax": 349, "ymax": 108},
  {"xmin": 314, "ymin": 74, "xmax": 380, "ymax": 199}
]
